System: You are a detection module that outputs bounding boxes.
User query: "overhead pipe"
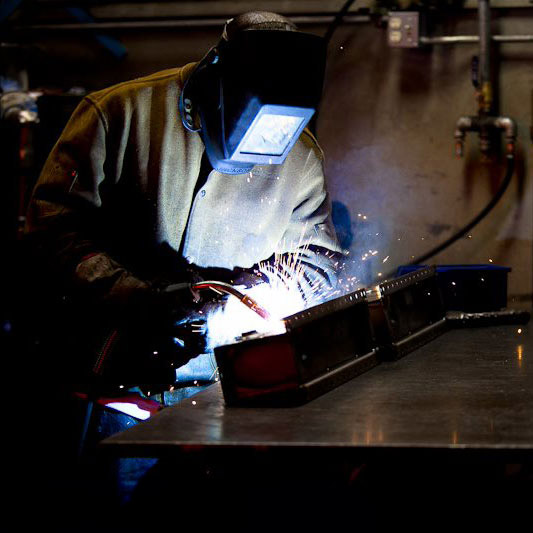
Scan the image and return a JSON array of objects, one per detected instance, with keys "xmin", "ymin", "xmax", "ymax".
[
  {"xmin": 9, "ymin": 14, "xmax": 372, "ymax": 33},
  {"xmin": 420, "ymin": 34, "xmax": 533, "ymax": 45}
]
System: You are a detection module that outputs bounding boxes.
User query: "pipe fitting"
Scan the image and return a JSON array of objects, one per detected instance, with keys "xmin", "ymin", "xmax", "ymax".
[
  {"xmin": 454, "ymin": 116, "xmax": 478, "ymax": 157},
  {"xmin": 493, "ymin": 116, "xmax": 518, "ymax": 155}
]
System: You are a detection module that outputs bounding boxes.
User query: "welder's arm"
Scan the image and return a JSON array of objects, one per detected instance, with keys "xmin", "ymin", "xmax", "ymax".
[
  {"xmin": 275, "ymin": 151, "xmax": 343, "ymax": 294},
  {"xmin": 24, "ymin": 98, "xmax": 149, "ymax": 308},
  {"xmin": 24, "ymin": 98, "xmax": 194, "ymax": 313}
]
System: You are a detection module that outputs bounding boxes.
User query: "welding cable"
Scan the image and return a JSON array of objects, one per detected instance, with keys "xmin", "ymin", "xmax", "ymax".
[
  {"xmin": 324, "ymin": 0, "xmax": 358, "ymax": 46},
  {"xmin": 408, "ymin": 155, "xmax": 515, "ymax": 266},
  {"xmin": 191, "ymin": 280, "xmax": 271, "ymax": 321}
]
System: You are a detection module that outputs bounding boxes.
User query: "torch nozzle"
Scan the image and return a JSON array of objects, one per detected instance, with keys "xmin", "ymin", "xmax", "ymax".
[{"xmin": 191, "ymin": 281, "xmax": 272, "ymax": 321}]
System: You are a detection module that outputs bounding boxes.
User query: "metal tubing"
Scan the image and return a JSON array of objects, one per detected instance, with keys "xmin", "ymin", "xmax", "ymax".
[
  {"xmin": 455, "ymin": 116, "xmax": 476, "ymax": 136},
  {"xmin": 11, "ymin": 14, "xmax": 372, "ymax": 32},
  {"xmin": 493, "ymin": 116, "xmax": 517, "ymax": 140},
  {"xmin": 420, "ymin": 34, "xmax": 533, "ymax": 45},
  {"xmin": 479, "ymin": 0, "xmax": 492, "ymax": 86},
  {"xmin": 493, "ymin": 34, "xmax": 533, "ymax": 42},
  {"xmin": 420, "ymin": 36, "xmax": 479, "ymax": 45}
]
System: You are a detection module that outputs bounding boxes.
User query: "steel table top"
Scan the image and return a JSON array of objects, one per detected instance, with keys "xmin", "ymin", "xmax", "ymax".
[{"xmin": 101, "ymin": 324, "xmax": 532, "ymax": 459}]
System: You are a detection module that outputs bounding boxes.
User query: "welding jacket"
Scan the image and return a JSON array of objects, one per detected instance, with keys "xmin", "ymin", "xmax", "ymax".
[{"xmin": 25, "ymin": 64, "xmax": 341, "ymax": 313}]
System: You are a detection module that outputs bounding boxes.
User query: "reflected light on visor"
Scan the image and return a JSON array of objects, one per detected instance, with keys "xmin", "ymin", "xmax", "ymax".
[{"xmin": 240, "ymin": 114, "xmax": 305, "ymax": 156}]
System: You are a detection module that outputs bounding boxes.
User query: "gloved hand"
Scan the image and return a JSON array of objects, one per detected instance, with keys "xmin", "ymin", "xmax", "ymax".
[
  {"xmin": 232, "ymin": 269, "xmax": 268, "ymax": 289},
  {"xmin": 129, "ymin": 281, "xmax": 207, "ymax": 358},
  {"xmin": 91, "ymin": 281, "xmax": 211, "ymax": 388}
]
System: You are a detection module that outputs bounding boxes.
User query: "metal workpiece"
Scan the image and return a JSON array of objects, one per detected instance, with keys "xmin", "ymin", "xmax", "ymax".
[
  {"xmin": 283, "ymin": 287, "xmax": 367, "ymax": 330},
  {"xmin": 447, "ymin": 308, "xmax": 531, "ymax": 328},
  {"xmin": 369, "ymin": 267, "xmax": 447, "ymax": 360},
  {"xmin": 101, "ymin": 325, "xmax": 533, "ymax": 459},
  {"xmin": 374, "ymin": 265, "xmax": 436, "ymax": 298},
  {"xmin": 212, "ymin": 269, "xmax": 449, "ymax": 407},
  {"xmin": 214, "ymin": 287, "xmax": 377, "ymax": 406}
]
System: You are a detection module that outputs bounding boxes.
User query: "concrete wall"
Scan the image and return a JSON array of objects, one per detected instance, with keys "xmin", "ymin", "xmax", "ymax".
[
  {"xmin": 321, "ymin": 11, "xmax": 532, "ymax": 302},
  {"xmin": 10, "ymin": 4, "xmax": 532, "ymax": 302}
]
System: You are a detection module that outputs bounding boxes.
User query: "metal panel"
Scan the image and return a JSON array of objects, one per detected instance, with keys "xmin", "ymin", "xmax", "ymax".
[{"xmin": 215, "ymin": 288, "xmax": 377, "ymax": 406}]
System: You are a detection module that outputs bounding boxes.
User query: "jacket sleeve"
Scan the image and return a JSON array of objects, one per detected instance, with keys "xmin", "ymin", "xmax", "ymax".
[
  {"xmin": 273, "ymin": 133, "xmax": 344, "ymax": 298},
  {"xmin": 24, "ymin": 97, "xmax": 150, "ymax": 307}
]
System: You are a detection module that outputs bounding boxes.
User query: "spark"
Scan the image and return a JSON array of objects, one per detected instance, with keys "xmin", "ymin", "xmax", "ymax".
[
  {"xmin": 518, "ymin": 329, "xmax": 522, "ymax": 334},
  {"xmin": 383, "ymin": 256, "xmax": 389, "ymax": 263},
  {"xmin": 205, "ymin": 227, "xmax": 333, "ymax": 350}
]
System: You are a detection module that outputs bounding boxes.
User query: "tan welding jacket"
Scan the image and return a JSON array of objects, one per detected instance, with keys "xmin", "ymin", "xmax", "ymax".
[{"xmin": 25, "ymin": 64, "xmax": 341, "ymax": 302}]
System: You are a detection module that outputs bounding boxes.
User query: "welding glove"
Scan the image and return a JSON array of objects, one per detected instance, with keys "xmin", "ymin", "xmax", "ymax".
[
  {"xmin": 90, "ymin": 300, "xmax": 209, "ymax": 389},
  {"xmin": 71, "ymin": 260, "xmax": 208, "ymax": 387},
  {"xmin": 120, "ymin": 281, "xmax": 209, "ymax": 372},
  {"xmin": 232, "ymin": 270, "xmax": 268, "ymax": 289}
]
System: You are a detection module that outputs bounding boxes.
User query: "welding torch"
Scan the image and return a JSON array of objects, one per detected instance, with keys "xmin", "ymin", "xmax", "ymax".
[{"xmin": 191, "ymin": 281, "xmax": 271, "ymax": 321}]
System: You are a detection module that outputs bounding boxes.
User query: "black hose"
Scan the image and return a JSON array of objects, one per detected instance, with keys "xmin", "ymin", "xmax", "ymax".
[
  {"xmin": 324, "ymin": 0, "xmax": 359, "ymax": 46},
  {"xmin": 408, "ymin": 155, "xmax": 515, "ymax": 266}
]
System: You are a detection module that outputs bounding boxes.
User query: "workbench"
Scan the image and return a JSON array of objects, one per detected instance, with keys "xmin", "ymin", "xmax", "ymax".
[
  {"xmin": 96, "ymin": 324, "xmax": 533, "ymax": 531},
  {"xmin": 101, "ymin": 324, "xmax": 532, "ymax": 460}
]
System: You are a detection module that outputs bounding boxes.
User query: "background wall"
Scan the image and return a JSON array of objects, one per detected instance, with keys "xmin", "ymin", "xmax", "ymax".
[
  {"xmin": 321, "ymin": 9, "xmax": 533, "ymax": 303},
  {"xmin": 3, "ymin": 0, "xmax": 532, "ymax": 303}
]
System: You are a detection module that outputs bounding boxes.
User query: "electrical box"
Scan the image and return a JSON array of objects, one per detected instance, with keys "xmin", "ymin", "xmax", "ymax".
[{"xmin": 388, "ymin": 11, "xmax": 420, "ymax": 48}]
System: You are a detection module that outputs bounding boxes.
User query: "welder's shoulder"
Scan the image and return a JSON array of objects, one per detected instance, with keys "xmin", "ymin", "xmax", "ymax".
[
  {"xmin": 82, "ymin": 64, "xmax": 194, "ymax": 120},
  {"xmin": 297, "ymin": 128, "xmax": 325, "ymax": 163}
]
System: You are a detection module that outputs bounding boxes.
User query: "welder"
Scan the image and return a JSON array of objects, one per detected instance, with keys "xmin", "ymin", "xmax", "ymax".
[{"xmin": 23, "ymin": 11, "xmax": 341, "ymax": 387}]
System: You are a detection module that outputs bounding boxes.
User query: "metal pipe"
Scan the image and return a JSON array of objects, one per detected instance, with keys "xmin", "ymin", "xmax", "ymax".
[
  {"xmin": 494, "ymin": 34, "xmax": 533, "ymax": 42},
  {"xmin": 420, "ymin": 34, "xmax": 533, "ymax": 45},
  {"xmin": 10, "ymin": 14, "xmax": 372, "ymax": 32},
  {"xmin": 420, "ymin": 35, "xmax": 479, "ymax": 45},
  {"xmin": 479, "ymin": 0, "xmax": 492, "ymax": 87}
]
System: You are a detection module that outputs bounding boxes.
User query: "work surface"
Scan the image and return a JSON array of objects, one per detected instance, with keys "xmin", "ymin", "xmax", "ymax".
[{"xmin": 102, "ymin": 324, "xmax": 532, "ymax": 459}]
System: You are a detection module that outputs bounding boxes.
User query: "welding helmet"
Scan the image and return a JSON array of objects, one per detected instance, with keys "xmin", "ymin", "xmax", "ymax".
[{"xmin": 179, "ymin": 12, "xmax": 326, "ymax": 175}]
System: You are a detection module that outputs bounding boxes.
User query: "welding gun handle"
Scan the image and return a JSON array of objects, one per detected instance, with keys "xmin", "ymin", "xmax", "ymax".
[{"xmin": 160, "ymin": 282, "xmax": 201, "ymax": 306}]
